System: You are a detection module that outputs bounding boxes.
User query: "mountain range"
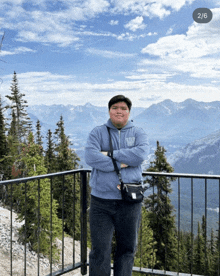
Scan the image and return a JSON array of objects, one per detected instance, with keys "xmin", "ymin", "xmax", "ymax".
[{"xmin": 27, "ymin": 98, "xmax": 220, "ymax": 170}]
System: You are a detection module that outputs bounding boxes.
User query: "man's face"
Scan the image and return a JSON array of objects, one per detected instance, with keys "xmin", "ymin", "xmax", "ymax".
[{"xmin": 109, "ymin": 101, "xmax": 130, "ymax": 128}]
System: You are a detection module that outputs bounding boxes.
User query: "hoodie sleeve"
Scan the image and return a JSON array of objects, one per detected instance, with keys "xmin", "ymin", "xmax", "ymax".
[
  {"xmin": 85, "ymin": 126, "xmax": 120, "ymax": 172},
  {"xmin": 113, "ymin": 127, "xmax": 149, "ymax": 167}
]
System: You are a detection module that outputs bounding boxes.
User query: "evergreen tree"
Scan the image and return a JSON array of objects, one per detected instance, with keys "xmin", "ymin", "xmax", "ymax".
[
  {"xmin": 0, "ymin": 95, "xmax": 9, "ymax": 201},
  {"xmin": 53, "ymin": 116, "xmax": 81, "ymax": 238},
  {"xmin": 213, "ymin": 227, "xmax": 220, "ymax": 275},
  {"xmin": 35, "ymin": 120, "xmax": 43, "ymax": 155},
  {"xmin": 45, "ymin": 129, "xmax": 56, "ymax": 173},
  {"xmin": 208, "ymin": 229, "xmax": 216, "ymax": 276},
  {"xmin": 6, "ymin": 110, "xmax": 22, "ymax": 181},
  {"xmin": 54, "ymin": 115, "xmax": 80, "ymax": 172},
  {"xmin": 193, "ymin": 222, "xmax": 205, "ymax": 274},
  {"xmin": 201, "ymin": 215, "xmax": 210, "ymax": 274},
  {"xmin": 178, "ymin": 231, "xmax": 191, "ymax": 273},
  {"xmin": 14, "ymin": 132, "xmax": 62, "ymax": 260},
  {"xmin": 134, "ymin": 207, "xmax": 157, "ymax": 270},
  {"xmin": 5, "ymin": 71, "xmax": 31, "ymax": 146},
  {"xmin": 144, "ymin": 141, "xmax": 178, "ymax": 270},
  {"xmin": 0, "ymin": 95, "xmax": 8, "ymax": 175},
  {"xmin": 8, "ymin": 110, "xmax": 17, "ymax": 140}
]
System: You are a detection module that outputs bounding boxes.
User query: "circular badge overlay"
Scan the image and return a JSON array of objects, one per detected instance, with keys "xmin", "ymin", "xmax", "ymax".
[{"xmin": 193, "ymin": 8, "xmax": 213, "ymax": 23}]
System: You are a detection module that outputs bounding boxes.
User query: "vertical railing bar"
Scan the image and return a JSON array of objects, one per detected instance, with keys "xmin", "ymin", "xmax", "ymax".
[
  {"xmin": 10, "ymin": 182, "xmax": 13, "ymax": 276},
  {"xmin": 24, "ymin": 181, "xmax": 27, "ymax": 276},
  {"xmin": 139, "ymin": 212, "xmax": 143, "ymax": 270},
  {"xmin": 37, "ymin": 178, "xmax": 40, "ymax": 276},
  {"xmin": 218, "ymin": 179, "xmax": 220, "ymax": 276},
  {"xmin": 191, "ymin": 177, "xmax": 194, "ymax": 276},
  {"xmin": 73, "ymin": 173, "xmax": 76, "ymax": 266},
  {"xmin": 152, "ymin": 178, "xmax": 155, "ymax": 272},
  {"xmin": 205, "ymin": 178, "xmax": 207, "ymax": 275},
  {"xmin": 178, "ymin": 177, "xmax": 180, "ymax": 275},
  {"xmin": 50, "ymin": 177, "xmax": 53, "ymax": 275},
  {"xmin": 80, "ymin": 170, "xmax": 87, "ymax": 275},
  {"xmin": 62, "ymin": 174, "xmax": 65, "ymax": 271},
  {"xmin": 165, "ymin": 177, "xmax": 168, "ymax": 273}
]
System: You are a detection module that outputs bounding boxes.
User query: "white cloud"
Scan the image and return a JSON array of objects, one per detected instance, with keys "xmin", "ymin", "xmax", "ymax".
[
  {"xmin": 111, "ymin": 0, "xmax": 196, "ymax": 19},
  {"xmin": 124, "ymin": 16, "xmax": 146, "ymax": 32},
  {"xmin": 86, "ymin": 48, "xmax": 136, "ymax": 58},
  {"xmin": 0, "ymin": 46, "xmax": 36, "ymax": 56},
  {"xmin": 0, "ymin": 0, "xmax": 110, "ymax": 47},
  {"xmin": 141, "ymin": 8, "xmax": 220, "ymax": 79},
  {"xmin": 1, "ymin": 71, "xmax": 220, "ymax": 108},
  {"xmin": 0, "ymin": 0, "xmax": 197, "ymax": 47},
  {"xmin": 109, "ymin": 20, "xmax": 119, "ymax": 25},
  {"xmin": 166, "ymin": 26, "xmax": 174, "ymax": 35}
]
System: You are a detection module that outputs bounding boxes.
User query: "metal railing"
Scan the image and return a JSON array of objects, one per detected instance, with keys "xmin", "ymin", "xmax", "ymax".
[{"xmin": 0, "ymin": 169, "xmax": 220, "ymax": 276}]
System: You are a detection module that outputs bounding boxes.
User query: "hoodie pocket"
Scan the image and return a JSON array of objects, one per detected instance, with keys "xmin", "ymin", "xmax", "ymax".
[{"xmin": 95, "ymin": 170, "xmax": 118, "ymax": 192}]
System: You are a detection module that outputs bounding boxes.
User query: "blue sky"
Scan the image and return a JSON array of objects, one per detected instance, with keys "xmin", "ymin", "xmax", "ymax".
[{"xmin": 0, "ymin": 0, "xmax": 219, "ymax": 107}]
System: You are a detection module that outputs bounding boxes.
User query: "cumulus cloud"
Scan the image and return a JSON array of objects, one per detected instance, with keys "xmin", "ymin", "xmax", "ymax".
[
  {"xmin": 109, "ymin": 20, "xmax": 119, "ymax": 25},
  {"xmin": 141, "ymin": 8, "xmax": 220, "ymax": 79},
  {"xmin": 124, "ymin": 16, "xmax": 146, "ymax": 32},
  {"xmin": 0, "ymin": 0, "xmax": 197, "ymax": 47},
  {"xmin": 110, "ymin": 0, "xmax": 196, "ymax": 18}
]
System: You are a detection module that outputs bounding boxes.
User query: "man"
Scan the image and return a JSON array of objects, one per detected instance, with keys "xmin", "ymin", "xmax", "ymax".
[{"xmin": 85, "ymin": 95, "xmax": 149, "ymax": 276}]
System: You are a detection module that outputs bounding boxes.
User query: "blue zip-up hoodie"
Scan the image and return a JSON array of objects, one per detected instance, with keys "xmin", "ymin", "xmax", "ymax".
[{"xmin": 85, "ymin": 119, "xmax": 149, "ymax": 199}]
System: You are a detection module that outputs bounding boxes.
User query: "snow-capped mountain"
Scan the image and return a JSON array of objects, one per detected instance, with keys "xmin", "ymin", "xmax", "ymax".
[
  {"xmin": 169, "ymin": 129, "xmax": 220, "ymax": 175},
  {"xmin": 134, "ymin": 98, "xmax": 220, "ymax": 147},
  {"xmin": 25, "ymin": 98, "xmax": 220, "ymax": 170}
]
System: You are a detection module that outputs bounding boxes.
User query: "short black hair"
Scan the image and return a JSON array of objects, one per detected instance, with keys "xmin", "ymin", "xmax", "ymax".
[{"xmin": 108, "ymin": 95, "xmax": 132, "ymax": 111}]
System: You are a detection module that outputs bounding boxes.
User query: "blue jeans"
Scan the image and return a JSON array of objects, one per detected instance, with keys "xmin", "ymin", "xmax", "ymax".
[{"xmin": 89, "ymin": 195, "xmax": 142, "ymax": 276}]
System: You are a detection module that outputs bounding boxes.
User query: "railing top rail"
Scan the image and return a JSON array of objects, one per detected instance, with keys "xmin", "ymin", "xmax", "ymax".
[
  {"xmin": 142, "ymin": 171, "xmax": 220, "ymax": 179},
  {"xmin": 1, "ymin": 168, "xmax": 220, "ymax": 186},
  {"xmin": 0, "ymin": 168, "xmax": 92, "ymax": 186}
]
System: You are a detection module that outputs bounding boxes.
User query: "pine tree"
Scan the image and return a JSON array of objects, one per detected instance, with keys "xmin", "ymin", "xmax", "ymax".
[
  {"xmin": 178, "ymin": 231, "xmax": 191, "ymax": 273},
  {"xmin": 208, "ymin": 229, "xmax": 216, "ymax": 276},
  {"xmin": 5, "ymin": 71, "xmax": 31, "ymax": 146},
  {"xmin": 201, "ymin": 215, "xmax": 210, "ymax": 274},
  {"xmin": 213, "ymin": 227, "xmax": 220, "ymax": 275},
  {"xmin": 134, "ymin": 206, "xmax": 157, "ymax": 270},
  {"xmin": 53, "ymin": 116, "xmax": 81, "ymax": 238},
  {"xmin": 45, "ymin": 129, "xmax": 56, "ymax": 173},
  {"xmin": 54, "ymin": 115, "xmax": 80, "ymax": 172},
  {"xmin": 193, "ymin": 222, "xmax": 205, "ymax": 274},
  {"xmin": 144, "ymin": 141, "xmax": 178, "ymax": 270},
  {"xmin": 0, "ymin": 95, "xmax": 9, "ymax": 201},
  {"xmin": 0, "ymin": 95, "xmax": 8, "ymax": 175},
  {"xmin": 14, "ymin": 132, "xmax": 62, "ymax": 260},
  {"xmin": 35, "ymin": 120, "xmax": 43, "ymax": 155}
]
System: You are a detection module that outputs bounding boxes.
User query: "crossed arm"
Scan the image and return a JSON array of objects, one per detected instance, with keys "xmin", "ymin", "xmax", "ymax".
[
  {"xmin": 85, "ymin": 126, "xmax": 149, "ymax": 172},
  {"xmin": 101, "ymin": 151, "xmax": 128, "ymax": 168}
]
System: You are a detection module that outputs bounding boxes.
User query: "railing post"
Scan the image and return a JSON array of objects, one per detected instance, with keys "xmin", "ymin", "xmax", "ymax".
[{"xmin": 80, "ymin": 170, "xmax": 88, "ymax": 275}]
